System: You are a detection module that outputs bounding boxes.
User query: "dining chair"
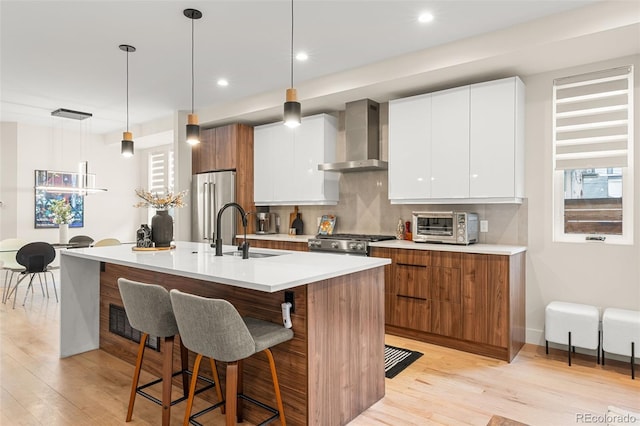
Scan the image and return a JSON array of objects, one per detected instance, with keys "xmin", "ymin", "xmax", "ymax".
[
  {"xmin": 5, "ymin": 242, "xmax": 57, "ymax": 308},
  {"xmin": 93, "ymin": 238, "xmax": 121, "ymax": 247},
  {"xmin": 0, "ymin": 238, "xmax": 27, "ymax": 303},
  {"xmin": 68, "ymin": 235, "xmax": 94, "ymax": 248}
]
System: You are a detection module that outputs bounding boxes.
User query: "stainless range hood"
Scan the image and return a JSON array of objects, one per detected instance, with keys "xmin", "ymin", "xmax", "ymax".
[{"xmin": 318, "ymin": 99, "xmax": 388, "ymax": 172}]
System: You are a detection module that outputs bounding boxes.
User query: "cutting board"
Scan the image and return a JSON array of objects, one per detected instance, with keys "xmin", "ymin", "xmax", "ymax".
[{"xmin": 289, "ymin": 206, "xmax": 300, "ymax": 229}]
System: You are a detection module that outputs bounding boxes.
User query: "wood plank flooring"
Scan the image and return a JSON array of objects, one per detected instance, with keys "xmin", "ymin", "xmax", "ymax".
[{"xmin": 1, "ymin": 284, "xmax": 639, "ymax": 425}]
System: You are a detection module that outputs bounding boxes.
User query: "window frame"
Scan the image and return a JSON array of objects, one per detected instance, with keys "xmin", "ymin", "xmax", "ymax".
[{"xmin": 552, "ymin": 66, "xmax": 634, "ymax": 245}]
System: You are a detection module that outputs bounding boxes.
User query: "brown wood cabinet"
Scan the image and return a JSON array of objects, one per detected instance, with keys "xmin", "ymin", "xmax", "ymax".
[
  {"xmin": 246, "ymin": 238, "xmax": 308, "ymax": 252},
  {"xmin": 192, "ymin": 123, "xmax": 255, "ymax": 234},
  {"xmin": 371, "ymin": 247, "xmax": 525, "ymax": 362}
]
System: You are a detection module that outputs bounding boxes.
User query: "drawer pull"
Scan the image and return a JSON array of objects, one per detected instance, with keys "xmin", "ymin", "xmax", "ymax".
[{"xmin": 397, "ymin": 294, "xmax": 427, "ymax": 301}]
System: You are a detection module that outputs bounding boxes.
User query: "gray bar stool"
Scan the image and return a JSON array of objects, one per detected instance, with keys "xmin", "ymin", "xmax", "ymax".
[
  {"xmin": 169, "ymin": 289, "xmax": 294, "ymax": 426},
  {"xmin": 117, "ymin": 278, "xmax": 223, "ymax": 426}
]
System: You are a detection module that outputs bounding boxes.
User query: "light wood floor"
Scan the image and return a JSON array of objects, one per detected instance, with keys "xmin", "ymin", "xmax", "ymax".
[{"xmin": 1, "ymin": 288, "xmax": 638, "ymax": 425}]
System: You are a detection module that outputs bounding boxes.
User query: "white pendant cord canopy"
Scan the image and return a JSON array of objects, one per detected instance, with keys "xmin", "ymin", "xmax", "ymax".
[
  {"xmin": 184, "ymin": 8, "xmax": 203, "ymax": 145},
  {"xmin": 283, "ymin": 0, "xmax": 301, "ymax": 128},
  {"xmin": 119, "ymin": 44, "xmax": 136, "ymax": 157}
]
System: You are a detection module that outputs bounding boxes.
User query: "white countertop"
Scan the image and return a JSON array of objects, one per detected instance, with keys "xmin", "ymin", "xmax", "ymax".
[
  {"xmin": 240, "ymin": 233, "xmax": 315, "ymax": 243},
  {"xmin": 369, "ymin": 239, "xmax": 526, "ymax": 255},
  {"xmin": 61, "ymin": 241, "xmax": 390, "ymax": 293}
]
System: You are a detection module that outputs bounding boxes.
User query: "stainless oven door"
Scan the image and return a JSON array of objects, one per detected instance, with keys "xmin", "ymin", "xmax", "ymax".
[{"xmin": 415, "ymin": 213, "xmax": 455, "ymax": 238}]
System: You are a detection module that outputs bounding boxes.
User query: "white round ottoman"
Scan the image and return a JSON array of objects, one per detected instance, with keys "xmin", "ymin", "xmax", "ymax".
[
  {"xmin": 545, "ymin": 301, "xmax": 600, "ymax": 366},
  {"xmin": 602, "ymin": 308, "xmax": 640, "ymax": 379}
]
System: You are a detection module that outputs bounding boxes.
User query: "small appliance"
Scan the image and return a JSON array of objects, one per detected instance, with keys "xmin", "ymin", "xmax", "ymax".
[
  {"xmin": 412, "ymin": 211, "xmax": 479, "ymax": 245},
  {"xmin": 256, "ymin": 212, "xmax": 279, "ymax": 234}
]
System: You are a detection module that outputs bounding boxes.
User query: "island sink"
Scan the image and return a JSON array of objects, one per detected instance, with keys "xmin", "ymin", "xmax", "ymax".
[{"xmin": 223, "ymin": 251, "xmax": 280, "ymax": 259}]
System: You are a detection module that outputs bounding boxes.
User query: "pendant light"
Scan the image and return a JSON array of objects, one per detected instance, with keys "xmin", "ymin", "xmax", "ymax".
[
  {"xmin": 119, "ymin": 44, "xmax": 136, "ymax": 157},
  {"xmin": 283, "ymin": 0, "xmax": 301, "ymax": 128},
  {"xmin": 184, "ymin": 8, "xmax": 203, "ymax": 145}
]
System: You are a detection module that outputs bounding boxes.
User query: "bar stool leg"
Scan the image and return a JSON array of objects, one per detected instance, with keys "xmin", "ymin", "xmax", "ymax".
[
  {"xmin": 236, "ymin": 359, "xmax": 244, "ymax": 423},
  {"xmin": 127, "ymin": 333, "xmax": 148, "ymax": 422},
  {"xmin": 264, "ymin": 348, "xmax": 287, "ymax": 426},
  {"xmin": 225, "ymin": 361, "xmax": 239, "ymax": 426},
  {"xmin": 183, "ymin": 353, "xmax": 204, "ymax": 426},
  {"xmin": 632, "ymin": 342, "xmax": 635, "ymax": 380},
  {"xmin": 180, "ymin": 339, "xmax": 189, "ymax": 398},
  {"xmin": 568, "ymin": 331, "xmax": 572, "ymax": 366},
  {"xmin": 208, "ymin": 358, "xmax": 225, "ymax": 414},
  {"xmin": 162, "ymin": 335, "xmax": 175, "ymax": 426}
]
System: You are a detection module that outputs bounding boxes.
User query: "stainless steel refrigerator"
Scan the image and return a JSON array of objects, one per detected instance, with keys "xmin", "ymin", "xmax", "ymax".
[{"xmin": 191, "ymin": 171, "xmax": 236, "ymax": 245}]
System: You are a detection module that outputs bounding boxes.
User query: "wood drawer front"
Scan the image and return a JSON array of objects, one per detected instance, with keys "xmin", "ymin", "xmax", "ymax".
[
  {"xmin": 430, "ymin": 251, "xmax": 461, "ymax": 268},
  {"xmin": 430, "ymin": 301, "xmax": 462, "ymax": 338},
  {"xmin": 390, "ymin": 295, "xmax": 431, "ymax": 331},
  {"xmin": 395, "ymin": 263, "xmax": 428, "ymax": 299},
  {"xmin": 393, "ymin": 249, "xmax": 430, "ymax": 267}
]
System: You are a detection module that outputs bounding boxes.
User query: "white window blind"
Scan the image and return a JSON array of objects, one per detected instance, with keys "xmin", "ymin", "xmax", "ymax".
[
  {"xmin": 553, "ymin": 66, "xmax": 633, "ymax": 170},
  {"xmin": 148, "ymin": 150, "xmax": 174, "ymax": 194}
]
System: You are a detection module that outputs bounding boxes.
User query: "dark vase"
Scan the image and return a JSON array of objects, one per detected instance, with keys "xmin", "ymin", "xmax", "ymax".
[{"xmin": 151, "ymin": 210, "xmax": 173, "ymax": 247}]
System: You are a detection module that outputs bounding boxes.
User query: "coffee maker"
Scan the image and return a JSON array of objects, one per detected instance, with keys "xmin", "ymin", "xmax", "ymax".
[{"xmin": 256, "ymin": 212, "xmax": 279, "ymax": 234}]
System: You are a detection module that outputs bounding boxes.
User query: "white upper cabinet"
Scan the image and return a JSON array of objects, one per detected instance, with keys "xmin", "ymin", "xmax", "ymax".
[
  {"xmin": 470, "ymin": 77, "xmax": 525, "ymax": 200},
  {"xmin": 388, "ymin": 76, "xmax": 525, "ymax": 204},
  {"xmin": 388, "ymin": 93, "xmax": 432, "ymax": 202},
  {"xmin": 430, "ymin": 86, "xmax": 470, "ymax": 199},
  {"xmin": 254, "ymin": 114, "xmax": 339, "ymax": 206}
]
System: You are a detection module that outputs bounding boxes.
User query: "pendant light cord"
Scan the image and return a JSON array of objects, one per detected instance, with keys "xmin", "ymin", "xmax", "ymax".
[
  {"xmin": 290, "ymin": 0, "xmax": 294, "ymax": 89},
  {"xmin": 191, "ymin": 15, "xmax": 195, "ymax": 114},
  {"xmin": 126, "ymin": 50, "xmax": 129, "ymax": 132}
]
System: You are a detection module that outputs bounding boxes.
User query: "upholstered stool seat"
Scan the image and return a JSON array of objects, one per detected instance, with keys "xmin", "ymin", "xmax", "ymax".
[
  {"xmin": 602, "ymin": 308, "xmax": 640, "ymax": 379},
  {"xmin": 170, "ymin": 289, "xmax": 294, "ymax": 426},
  {"xmin": 117, "ymin": 278, "xmax": 222, "ymax": 425},
  {"xmin": 545, "ymin": 301, "xmax": 600, "ymax": 366}
]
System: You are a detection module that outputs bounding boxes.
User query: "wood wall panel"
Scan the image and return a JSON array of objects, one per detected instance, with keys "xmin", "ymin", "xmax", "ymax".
[
  {"xmin": 508, "ymin": 252, "xmax": 526, "ymax": 360},
  {"xmin": 307, "ymin": 268, "xmax": 385, "ymax": 425}
]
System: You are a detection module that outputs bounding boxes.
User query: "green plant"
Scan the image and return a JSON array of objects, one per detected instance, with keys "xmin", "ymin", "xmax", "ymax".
[{"xmin": 49, "ymin": 199, "xmax": 74, "ymax": 225}]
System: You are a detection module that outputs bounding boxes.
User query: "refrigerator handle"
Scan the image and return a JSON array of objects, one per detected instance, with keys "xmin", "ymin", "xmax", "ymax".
[
  {"xmin": 203, "ymin": 182, "xmax": 209, "ymax": 240},
  {"xmin": 211, "ymin": 182, "xmax": 217, "ymax": 241}
]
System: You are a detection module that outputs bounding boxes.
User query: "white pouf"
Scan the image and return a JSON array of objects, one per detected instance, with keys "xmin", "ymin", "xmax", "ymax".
[
  {"xmin": 602, "ymin": 308, "xmax": 640, "ymax": 379},
  {"xmin": 545, "ymin": 301, "xmax": 600, "ymax": 365}
]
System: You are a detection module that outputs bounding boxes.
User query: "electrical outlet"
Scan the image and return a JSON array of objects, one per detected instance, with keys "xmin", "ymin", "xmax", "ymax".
[{"xmin": 480, "ymin": 220, "xmax": 489, "ymax": 233}]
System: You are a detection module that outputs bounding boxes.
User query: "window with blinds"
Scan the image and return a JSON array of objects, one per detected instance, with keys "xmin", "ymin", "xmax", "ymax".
[
  {"xmin": 552, "ymin": 65, "xmax": 634, "ymax": 244},
  {"xmin": 146, "ymin": 149, "xmax": 175, "ymax": 223}
]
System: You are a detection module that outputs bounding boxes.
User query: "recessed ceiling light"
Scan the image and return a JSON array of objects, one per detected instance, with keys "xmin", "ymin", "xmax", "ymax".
[
  {"xmin": 296, "ymin": 52, "xmax": 308, "ymax": 61},
  {"xmin": 418, "ymin": 12, "xmax": 434, "ymax": 23},
  {"xmin": 217, "ymin": 78, "xmax": 229, "ymax": 87}
]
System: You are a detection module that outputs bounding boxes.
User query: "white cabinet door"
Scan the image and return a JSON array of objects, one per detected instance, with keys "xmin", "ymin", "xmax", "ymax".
[
  {"xmin": 470, "ymin": 77, "xmax": 524, "ymax": 199},
  {"xmin": 294, "ymin": 114, "xmax": 339, "ymax": 204},
  {"xmin": 430, "ymin": 86, "xmax": 470, "ymax": 198},
  {"xmin": 254, "ymin": 114, "xmax": 338, "ymax": 206},
  {"xmin": 253, "ymin": 123, "xmax": 277, "ymax": 204},
  {"xmin": 388, "ymin": 94, "xmax": 431, "ymax": 202}
]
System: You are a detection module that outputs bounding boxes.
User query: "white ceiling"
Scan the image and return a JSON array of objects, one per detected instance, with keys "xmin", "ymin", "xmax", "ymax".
[{"xmin": 1, "ymin": 0, "xmax": 638, "ymax": 138}]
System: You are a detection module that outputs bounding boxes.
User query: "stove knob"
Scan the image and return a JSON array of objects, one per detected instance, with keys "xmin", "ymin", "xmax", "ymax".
[
  {"xmin": 356, "ymin": 243, "xmax": 364, "ymax": 250},
  {"xmin": 331, "ymin": 242, "xmax": 339, "ymax": 249},
  {"xmin": 348, "ymin": 242, "xmax": 357, "ymax": 250}
]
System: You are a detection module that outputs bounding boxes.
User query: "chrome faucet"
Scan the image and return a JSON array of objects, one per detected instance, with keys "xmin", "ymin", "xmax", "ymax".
[{"xmin": 214, "ymin": 202, "xmax": 249, "ymax": 259}]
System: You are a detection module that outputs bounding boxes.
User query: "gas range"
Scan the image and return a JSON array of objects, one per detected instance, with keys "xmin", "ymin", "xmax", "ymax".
[{"xmin": 308, "ymin": 233, "xmax": 396, "ymax": 256}]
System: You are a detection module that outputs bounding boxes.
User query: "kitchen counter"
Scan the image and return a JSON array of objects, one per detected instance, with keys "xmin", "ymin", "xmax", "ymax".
[
  {"xmin": 59, "ymin": 241, "xmax": 388, "ymax": 425},
  {"xmin": 370, "ymin": 239, "xmax": 526, "ymax": 255},
  {"xmin": 61, "ymin": 241, "xmax": 388, "ymax": 292}
]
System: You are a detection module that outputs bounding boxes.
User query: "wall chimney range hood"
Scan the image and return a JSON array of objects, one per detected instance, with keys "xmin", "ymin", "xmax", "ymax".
[{"xmin": 318, "ymin": 99, "xmax": 387, "ymax": 172}]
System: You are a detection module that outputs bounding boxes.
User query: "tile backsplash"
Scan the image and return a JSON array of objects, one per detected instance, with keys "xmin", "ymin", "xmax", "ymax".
[{"xmin": 269, "ymin": 170, "xmax": 527, "ymax": 246}]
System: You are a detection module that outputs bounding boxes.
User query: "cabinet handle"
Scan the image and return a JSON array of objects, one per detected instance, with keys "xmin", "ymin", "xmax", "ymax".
[
  {"xmin": 396, "ymin": 262, "xmax": 428, "ymax": 268},
  {"xmin": 397, "ymin": 294, "xmax": 427, "ymax": 301}
]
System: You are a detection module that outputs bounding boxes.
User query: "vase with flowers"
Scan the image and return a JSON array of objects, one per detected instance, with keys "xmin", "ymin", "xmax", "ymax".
[
  {"xmin": 49, "ymin": 199, "xmax": 74, "ymax": 244},
  {"xmin": 134, "ymin": 188, "xmax": 187, "ymax": 247}
]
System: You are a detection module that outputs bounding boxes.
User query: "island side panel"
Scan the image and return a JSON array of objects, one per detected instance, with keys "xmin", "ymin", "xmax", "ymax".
[
  {"xmin": 307, "ymin": 267, "xmax": 385, "ymax": 425},
  {"xmin": 60, "ymin": 255, "xmax": 101, "ymax": 357},
  {"xmin": 99, "ymin": 263, "xmax": 309, "ymax": 426},
  {"xmin": 508, "ymin": 251, "xmax": 526, "ymax": 361}
]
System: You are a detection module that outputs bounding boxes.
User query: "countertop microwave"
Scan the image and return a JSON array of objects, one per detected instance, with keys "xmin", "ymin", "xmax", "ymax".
[{"xmin": 412, "ymin": 211, "xmax": 479, "ymax": 245}]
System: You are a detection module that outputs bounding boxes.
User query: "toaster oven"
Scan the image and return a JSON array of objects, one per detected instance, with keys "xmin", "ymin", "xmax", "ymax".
[{"xmin": 412, "ymin": 211, "xmax": 478, "ymax": 245}]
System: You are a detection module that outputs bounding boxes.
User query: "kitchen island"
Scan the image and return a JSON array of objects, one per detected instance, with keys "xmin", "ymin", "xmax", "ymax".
[{"xmin": 60, "ymin": 241, "xmax": 389, "ymax": 426}]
